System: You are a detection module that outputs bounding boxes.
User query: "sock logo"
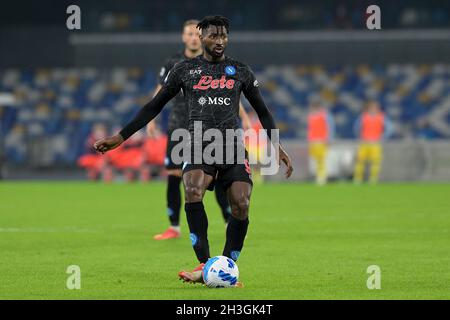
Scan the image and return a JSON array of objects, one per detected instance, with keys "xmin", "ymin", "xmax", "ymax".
[
  {"xmin": 189, "ymin": 233, "xmax": 198, "ymax": 246},
  {"xmin": 230, "ymin": 251, "xmax": 240, "ymax": 261},
  {"xmin": 167, "ymin": 208, "xmax": 174, "ymax": 216}
]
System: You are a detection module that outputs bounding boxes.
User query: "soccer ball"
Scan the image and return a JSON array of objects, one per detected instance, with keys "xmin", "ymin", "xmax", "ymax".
[{"xmin": 202, "ymin": 256, "xmax": 239, "ymax": 288}]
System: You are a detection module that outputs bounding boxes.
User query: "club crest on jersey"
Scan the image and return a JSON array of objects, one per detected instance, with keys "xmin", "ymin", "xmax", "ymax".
[
  {"xmin": 193, "ymin": 75, "xmax": 235, "ymax": 90},
  {"xmin": 225, "ymin": 65, "xmax": 236, "ymax": 76}
]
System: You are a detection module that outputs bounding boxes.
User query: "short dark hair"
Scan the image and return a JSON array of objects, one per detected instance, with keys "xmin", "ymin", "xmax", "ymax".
[{"xmin": 197, "ymin": 15, "xmax": 230, "ymax": 33}]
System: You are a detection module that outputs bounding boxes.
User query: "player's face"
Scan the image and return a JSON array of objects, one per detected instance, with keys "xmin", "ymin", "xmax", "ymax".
[
  {"xmin": 368, "ymin": 102, "xmax": 380, "ymax": 113},
  {"xmin": 182, "ymin": 24, "xmax": 201, "ymax": 52},
  {"xmin": 201, "ymin": 25, "xmax": 228, "ymax": 58}
]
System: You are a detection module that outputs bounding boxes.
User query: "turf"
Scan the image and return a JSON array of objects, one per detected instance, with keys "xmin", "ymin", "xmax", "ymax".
[{"xmin": 0, "ymin": 182, "xmax": 449, "ymax": 300}]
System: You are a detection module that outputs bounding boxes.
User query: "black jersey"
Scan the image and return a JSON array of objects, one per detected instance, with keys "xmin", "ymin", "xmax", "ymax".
[
  {"xmin": 157, "ymin": 52, "xmax": 188, "ymax": 132},
  {"xmin": 120, "ymin": 54, "xmax": 276, "ymax": 153},
  {"xmin": 162, "ymin": 55, "xmax": 258, "ymax": 138}
]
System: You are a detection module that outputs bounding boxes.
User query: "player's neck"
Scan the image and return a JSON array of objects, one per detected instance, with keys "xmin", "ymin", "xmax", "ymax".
[
  {"xmin": 184, "ymin": 48, "xmax": 202, "ymax": 59},
  {"xmin": 203, "ymin": 51, "xmax": 225, "ymax": 63}
]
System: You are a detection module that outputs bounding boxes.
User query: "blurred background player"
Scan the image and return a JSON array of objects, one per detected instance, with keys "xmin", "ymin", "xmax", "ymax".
[
  {"xmin": 147, "ymin": 19, "xmax": 251, "ymax": 240},
  {"xmin": 77, "ymin": 123, "xmax": 108, "ymax": 181},
  {"xmin": 307, "ymin": 101, "xmax": 335, "ymax": 185},
  {"xmin": 245, "ymin": 110, "xmax": 266, "ymax": 184},
  {"xmin": 353, "ymin": 100, "xmax": 394, "ymax": 184}
]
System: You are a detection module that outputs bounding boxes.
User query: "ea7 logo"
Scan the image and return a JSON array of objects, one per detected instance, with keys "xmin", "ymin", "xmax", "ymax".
[
  {"xmin": 366, "ymin": 5, "xmax": 381, "ymax": 30},
  {"xmin": 190, "ymin": 69, "xmax": 202, "ymax": 75}
]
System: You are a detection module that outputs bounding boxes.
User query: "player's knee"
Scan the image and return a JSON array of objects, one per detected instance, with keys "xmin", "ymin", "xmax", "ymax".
[
  {"xmin": 185, "ymin": 185, "xmax": 203, "ymax": 202},
  {"xmin": 231, "ymin": 197, "xmax": 250, "ymax": 220}
]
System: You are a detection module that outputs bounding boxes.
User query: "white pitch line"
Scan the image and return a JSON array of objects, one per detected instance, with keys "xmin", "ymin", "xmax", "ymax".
[{"xmin": 0, "ymin": 227, "xmax": 99, "ymax": 233}]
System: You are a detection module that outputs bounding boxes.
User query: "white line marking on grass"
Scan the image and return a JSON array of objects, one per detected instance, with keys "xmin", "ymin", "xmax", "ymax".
[{"xmin": 0, "ymin": 227, "xmax": 99, "ymax": 233}]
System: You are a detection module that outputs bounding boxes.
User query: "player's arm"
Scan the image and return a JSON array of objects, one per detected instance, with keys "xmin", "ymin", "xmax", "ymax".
[
  {"xmin": 239, "ymin": 102, "xmax": 251, "ymax": 130},
  {"xmin": 94, "ymin": 68, "xmax": 182, "ymax": 153},
  {"xmin": 242, "ymin": 70, "xmax": 293, "ymax": 178},
  {"xmin": 146, "ymin": 84, "xmax": 163, "ymax": 137}
]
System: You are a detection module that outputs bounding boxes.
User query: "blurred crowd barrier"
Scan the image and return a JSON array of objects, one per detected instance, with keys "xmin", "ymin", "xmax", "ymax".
[
  {"xmin": 266, "ymin": 140, "xmax": 450, "ymax": 182},
  {"xmin": 1, "ymin": 64, "xmax": 450, "ymax": 168}
]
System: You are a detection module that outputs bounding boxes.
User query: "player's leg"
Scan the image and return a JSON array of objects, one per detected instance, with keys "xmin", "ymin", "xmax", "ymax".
[
  {"xmin": 153, "ymin": 136, "xmax": 184, "ymax": 240},
  {"xmin": 353, "ymin": 143, "xmax": 367, "ymax": 183},
  {"xmin": 153, "ymin": 168, "xmax": 183, "ymax": 240},
  {"xmin": 183, "ymin": 168, "xmax": 214, "ymax": 263},
  {"xmin": 369, "ymin": 144, "xmax": 383, "ymax": 184},
  {"xmin": 214, "ymin": 178, "xmax": 231, "ymax": 224},
  {"xmin": 178, "ymin": 167, "xmax": 214, "ymax": 283},
  {"xmin": 316, "ymin": 143, "xmax": 328, "ymax": 185},
  {"xmin": 223, "ymin": 181, "xmax": 252, "ymax": 261}
]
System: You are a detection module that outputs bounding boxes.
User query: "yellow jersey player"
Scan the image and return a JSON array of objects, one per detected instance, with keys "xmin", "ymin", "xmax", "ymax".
[
  {"xmin": 307, "ymin": 101, "xmax": 335, "ymax": 185},
  {"xmin": 353, "ymin": 100, "xmax": 394, "ymax": 184}
]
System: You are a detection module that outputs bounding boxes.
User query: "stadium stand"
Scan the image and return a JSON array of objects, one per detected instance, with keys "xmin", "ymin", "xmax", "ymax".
[{"xmin": 1, "ymin": 64, "xmax": 450, "ymax": 165}]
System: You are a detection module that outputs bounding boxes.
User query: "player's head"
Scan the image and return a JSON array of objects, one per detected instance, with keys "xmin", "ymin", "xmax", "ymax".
[
  {"xmin": 197, "ymin": 15, "xmax": 230, "ymax": 58},
  {"xmin": 366, "ymin": 100, "xmax": 380, "ymax": 113},
  {"xmin": 182, "ymin": 19, "xmax": 201, "ymax": 52},
  {"xmin": 309, "ymin": 100, "xmax": 323, "ymax": 112}
]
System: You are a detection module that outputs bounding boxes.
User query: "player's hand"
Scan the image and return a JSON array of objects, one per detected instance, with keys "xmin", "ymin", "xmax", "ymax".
[
  {"xmin": 93, "ymin": 134, "xmax": 124, "ymax": 154},
  {"xmin": 279, "ymin": 145, "xmax": 293, "ymax": 178}
]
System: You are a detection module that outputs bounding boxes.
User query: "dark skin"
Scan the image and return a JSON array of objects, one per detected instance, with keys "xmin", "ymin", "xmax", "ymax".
[
  {"xmin": 183, "ymin": 25, "xmax": 293, "ymax": 226},
  {"xmin": 93, "ymin": 25, "xmax": 293, "ymax": 216}
]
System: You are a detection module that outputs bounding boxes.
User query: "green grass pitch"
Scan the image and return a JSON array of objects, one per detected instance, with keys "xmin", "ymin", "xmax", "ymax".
[{"xmin": 0, "ymin": 182, "xmax": 449, "ymax": 299}]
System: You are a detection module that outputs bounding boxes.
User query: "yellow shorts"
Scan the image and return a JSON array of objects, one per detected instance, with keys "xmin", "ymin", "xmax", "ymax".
[
  {"xmin": 308, "ymin": 143, "xmax": 327, "ymax": 160},
  {"xmin": 356, "ymin": 143, "xmax": 382, "ymax": 162},
  {"xmin": 247, "ymin": 144, "xmax": 266, "ymax": 164}
]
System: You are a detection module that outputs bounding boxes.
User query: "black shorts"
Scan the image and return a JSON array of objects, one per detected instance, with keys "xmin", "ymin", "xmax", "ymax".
[
  {"xmin": 164, "ymin": 137, "xmax": 183, "ymax": 170},
  {"xmin": 182, "ymin": 160, "xmax": 253, "ymax": 191}
]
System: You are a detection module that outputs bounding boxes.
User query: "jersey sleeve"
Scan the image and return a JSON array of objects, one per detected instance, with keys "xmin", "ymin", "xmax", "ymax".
[
  {"xmin": 241, "ymin": 66, "xmax": 278, "ymax": 141},
  {"xmin": 241, "ymin": 66, "xmax": 260, "ymax": 96},
  {"xmin": 161, "ymin": 62, "xmax": 183, "ymax": 97},
  {"xmin": 157, "ymin": 59, "xmax": 175, "ymax": 85},
  {"xmin": 118, "ymin": 65, "xmax": 184, "ymax": 141}
]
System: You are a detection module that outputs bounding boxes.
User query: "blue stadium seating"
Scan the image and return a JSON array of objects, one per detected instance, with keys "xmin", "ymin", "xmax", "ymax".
[{"xmin": 1, "ymin": 64, "xmax": 449, "ymax": 165}]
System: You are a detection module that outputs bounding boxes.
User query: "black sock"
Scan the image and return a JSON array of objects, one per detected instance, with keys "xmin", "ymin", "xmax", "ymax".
[
  {"xmin": 167, "ymin": 175, "xmax": 182, "ymax": 226},
  {"xmin": 214, "ymin": 181, "xmax": 231, "ymax": 223},
  {"xmin": 185, "ymin": 202, "xmax": 210, "ymax": 263},
  {"xmin": 223, "ymin": 216, "xmax": 249, "ymax": 261}
]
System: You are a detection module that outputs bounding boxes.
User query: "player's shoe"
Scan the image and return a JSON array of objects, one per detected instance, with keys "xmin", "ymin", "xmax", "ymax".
[
  {"xmin": 178, "ymin": 263, "xmax": 205, "ymax": 283},
  {"xmin": 178, "ymin": 263, "xmax": 244, "ymax": 287},
  {"xmin": 153, "ymin": 227, "xmax": 180, "ymax": 240}
]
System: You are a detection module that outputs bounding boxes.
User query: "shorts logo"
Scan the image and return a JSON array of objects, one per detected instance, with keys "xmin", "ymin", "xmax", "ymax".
[
  {"xmin": 225, "ymin": 66, "xmax": 236, "ymax": 76},
  {"xmin": 244, "ymin": 159, "xmax": 251, "ymax": 175},
  {"xmin": 193, "ymin": 75, "xmax": 235, "ymax": 90}
]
